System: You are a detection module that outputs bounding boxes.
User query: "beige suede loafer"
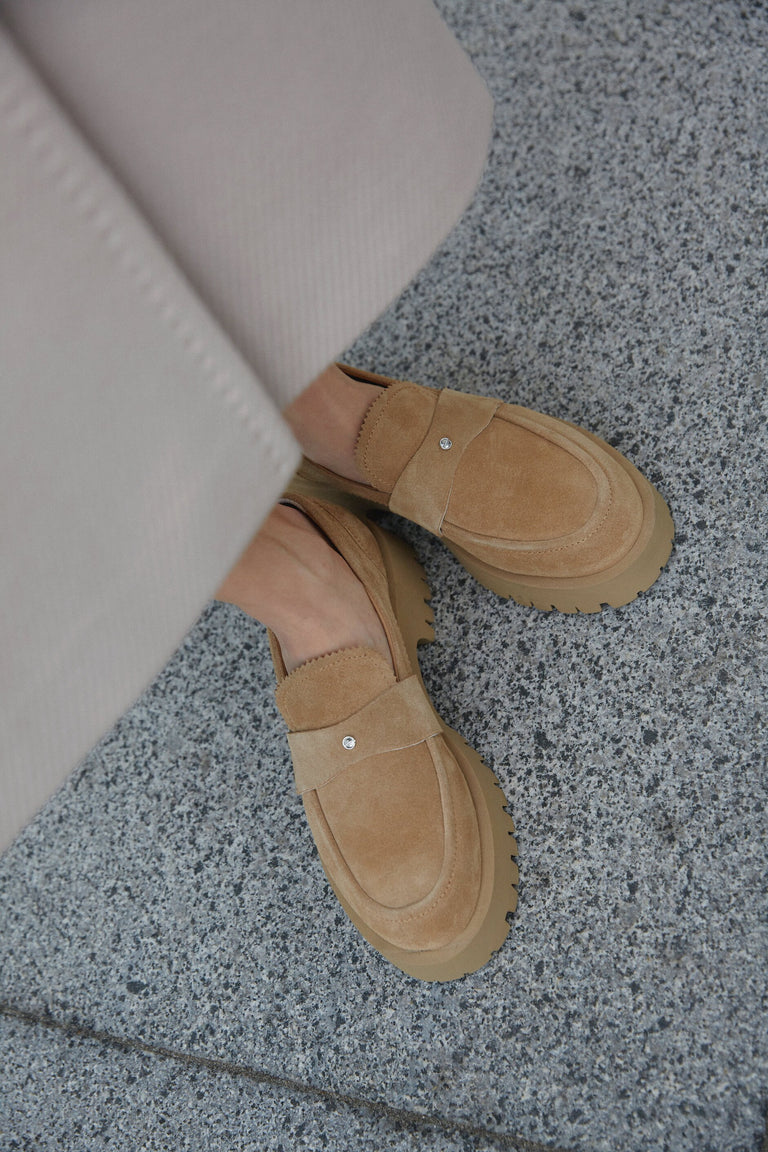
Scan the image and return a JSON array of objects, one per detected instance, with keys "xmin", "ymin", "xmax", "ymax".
[
  {"xmin": 293, "ymin": 363, "xmax": 674, "ymax": 613},
  {"xmin": 268, "ymin": 493, "xmax": 518, "ymax": 981}
]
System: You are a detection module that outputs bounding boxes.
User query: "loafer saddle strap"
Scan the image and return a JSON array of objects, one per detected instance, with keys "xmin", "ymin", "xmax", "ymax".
[
  {"xmin": 288, "ymin": 675, "xmax": 443, "ymax": 795},
  {"xmin": 389, "ymin": 388, "xmax": 501, "ymax": 534}
]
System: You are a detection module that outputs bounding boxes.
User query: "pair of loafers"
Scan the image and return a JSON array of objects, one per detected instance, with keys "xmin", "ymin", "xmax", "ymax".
[{"xmin": 270, "ymin": 365, "xmax": 674, "ymax": 981}]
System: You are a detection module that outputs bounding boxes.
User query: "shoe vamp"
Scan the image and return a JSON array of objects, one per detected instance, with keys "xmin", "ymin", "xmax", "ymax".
[
  {"xmin": 446, "ymin": 415, "xmax": 599, "ymax": 541},
  {"xmin": 305, "ymin": 737, "xmax": 484, "ymax": 952},
  {"xmin": 313, "ymin": 744, "xmax": 445, "ymax": 906}
]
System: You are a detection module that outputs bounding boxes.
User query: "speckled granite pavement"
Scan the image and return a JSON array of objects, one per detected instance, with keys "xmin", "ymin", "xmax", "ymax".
[{"xmin": 2, "ymin": 2, "xmax": 767, "ymax": 1150}]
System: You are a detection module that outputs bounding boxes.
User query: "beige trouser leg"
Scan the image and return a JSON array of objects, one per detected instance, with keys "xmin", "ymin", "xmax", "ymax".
[
  {"xmin": 0, "ymin": 2, "xmax": 492, "ymax": 851},
  {"xmin": 0, "ymin": 27, "xmax": 301, "ymax": 852}
]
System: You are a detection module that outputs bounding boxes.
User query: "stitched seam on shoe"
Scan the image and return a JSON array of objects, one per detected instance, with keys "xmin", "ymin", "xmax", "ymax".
[
  {"xmin": 276, "ymin": 648, "xmax": 391, "ymax": 727},
  {"xmin": 304, "ymin": 733, "xmax": 441, "ymax": 797},
  {"xmin": 438, "ymin": 400, "xmax": 501, "ymax": 534},
  {"xmin": 316, "ymin": 501, "xmax": 391, "ymax": 598},
  {"xmin": 449, "ymin": 404, "xmax": 637, "ymax": 555},
  {"xmin": 0, "ymin": 49, "xmax": 286, "ymax": 472},
  {"xmin": 380, "ymin": 734, "xmax": 463, "ymax": 926},
  {"xmin": 316, "ymin": 504, "xmax": 416, "ymax": 676},
  {"xmin": 354, "ymin": 387, "xmax": 390, "ymax": 489},
  {"xmin": 358, "ymin": 382, "xmax": 438, "ymax": 494},
  {"xmin": 447, "ymin": 484, "xmax": 618, "ymax": 557},
  {"xmin": 358, "ymin": 388, "xmax": 400, "ymax": 491},
  {"xmin": 315, "ymin": 735, "xmax": 465, "ymax": 929}
]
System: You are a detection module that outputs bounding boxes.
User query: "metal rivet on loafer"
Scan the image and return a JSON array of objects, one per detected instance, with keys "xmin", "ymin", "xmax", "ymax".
[
  {"xmin": 342, "ymin": 735, "xmax": 356, "ymax": 750},
  {"xmin": 439, "ymin": 437, "xmax": 453, "ymax": 450}
]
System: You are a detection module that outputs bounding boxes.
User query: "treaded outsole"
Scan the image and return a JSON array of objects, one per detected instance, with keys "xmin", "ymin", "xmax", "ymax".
[{"xmin": 446, "ymin": 486, "xmax": 674, "ymax": 612}]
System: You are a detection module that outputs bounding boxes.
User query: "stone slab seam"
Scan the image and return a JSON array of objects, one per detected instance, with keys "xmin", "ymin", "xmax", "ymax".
[{"xmin": 1, "ymin": 1000, "xmax": 570, "ymax": 1152}]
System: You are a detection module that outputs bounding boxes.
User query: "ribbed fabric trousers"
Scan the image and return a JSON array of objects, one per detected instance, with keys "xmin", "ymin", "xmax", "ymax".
[{"xmin": 0, "ymin": 1, "xmax": 493, "ymax": 852}]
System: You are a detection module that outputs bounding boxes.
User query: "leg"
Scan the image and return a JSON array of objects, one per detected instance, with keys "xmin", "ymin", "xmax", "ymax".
[
  {"xmin": 215, "ymin": 502, "xmax": 392, "ymax": 673},
  {"xmin": 283, "ymin": 363, "xmax": 381, "ymax": 484},
  {"xmin": 217, "ymin": 362, "xmax": 394, "ymax": 670}
]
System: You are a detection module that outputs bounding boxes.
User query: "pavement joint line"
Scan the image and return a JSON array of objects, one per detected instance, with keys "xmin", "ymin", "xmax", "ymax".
[{"xmin": 1, "ymin": 1000, "xmax": 574, "ymax": 1152}]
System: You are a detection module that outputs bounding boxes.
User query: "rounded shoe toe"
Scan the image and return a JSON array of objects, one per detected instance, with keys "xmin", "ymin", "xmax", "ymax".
[
  {"xmin": 304, "ymin": 732, "xmax": 483, "ymax": 954},
  {"xmin": 445, "ymin": 404, "xmax": 646, "ymax": 580}
]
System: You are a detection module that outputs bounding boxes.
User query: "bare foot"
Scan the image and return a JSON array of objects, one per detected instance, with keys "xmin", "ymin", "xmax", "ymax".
[
  {"xmin": 283, "ymin": 363, "xmax": 380, "ymax": 483},
  {"xmin": 215, "ymin": 503, "xmax": 392, "ymax": 673}
]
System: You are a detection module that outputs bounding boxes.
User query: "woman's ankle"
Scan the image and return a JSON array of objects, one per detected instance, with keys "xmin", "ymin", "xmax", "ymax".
[
  {"xmin": 215, "ymin": 502, "xmax": 392, "ymax": 673},
  {"xmin": 284, "ymin": 363, "xmax": 380, "ymax": 482}
]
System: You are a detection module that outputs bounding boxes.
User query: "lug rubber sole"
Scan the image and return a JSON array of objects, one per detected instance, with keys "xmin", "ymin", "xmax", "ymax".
[
  {"xmin": 313, "ymin": 522, "xmax": 519, "ymax": 982},
  {"xmin": 446, "ymin": 485, "xmax": 673, "ymax": 612}
]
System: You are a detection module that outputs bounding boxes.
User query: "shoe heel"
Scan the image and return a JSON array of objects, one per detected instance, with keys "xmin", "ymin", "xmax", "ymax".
[{"xmin": 368, "ymin": 523, "xmax": 434, "ymax": 670}]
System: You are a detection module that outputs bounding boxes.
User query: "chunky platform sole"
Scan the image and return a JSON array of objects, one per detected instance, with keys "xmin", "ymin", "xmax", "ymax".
[
  {"xmin": 291, "ymin": 438, "xmax": 673, "ymax": 613},
  {"xmin": 446, "ymin": 485, "xmax": 673, "ymax": 613},
  {"xmin": 313, "ymin": 522, "xmax": 519, "ymax": 982}
]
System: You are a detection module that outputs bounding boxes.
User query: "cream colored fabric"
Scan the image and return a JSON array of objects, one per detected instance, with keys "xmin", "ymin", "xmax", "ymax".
[
  {"xmin": 0, "ymin": 2, "xmax": 493, "ymax": 852},
  {"xmin": 0, "ymin": 27, "xmax": 301, "ymax": 852},
  {"xmin": 2, "ymin": 0, "xmax": 493, "ymax": 408}
]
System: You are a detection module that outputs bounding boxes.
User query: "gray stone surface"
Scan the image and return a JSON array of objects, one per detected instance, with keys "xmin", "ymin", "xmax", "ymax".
[
  {"xmin": 1, "ymin": 1014, "xmax": 529, "ymax": 1152},
  {"xmin": 2, "ymin": 2, "xmax": 767, "ymax": 1150}
]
